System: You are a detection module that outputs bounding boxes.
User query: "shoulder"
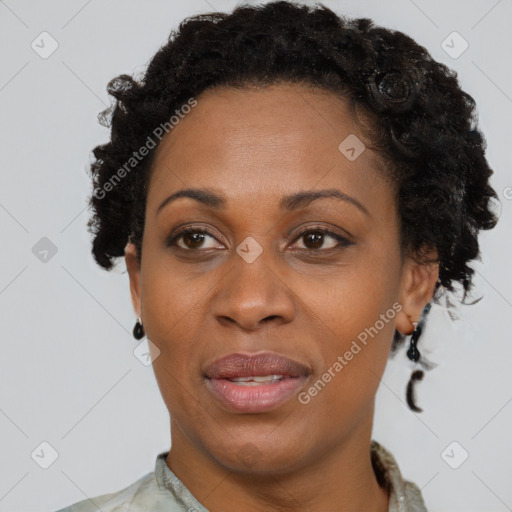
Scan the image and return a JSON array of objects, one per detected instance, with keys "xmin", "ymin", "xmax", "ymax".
[
  {"xmin": 370, "ymin": 440, "xmax": 428, "ymax": 512},
  {"xmin": 55, "ymin": 471, "xmax": 160, "ymax": 512},
  {"xmin": 55, "ymin": 451, "xmax": 205, "ymax": 512},
  {"xmin": 402, "ymin": 480, "xmax": 428, "ymax": 512}
]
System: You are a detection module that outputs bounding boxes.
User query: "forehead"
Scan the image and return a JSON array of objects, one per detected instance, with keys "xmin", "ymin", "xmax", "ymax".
[{"xmin": 147, "ymin": 83, "xmax": 393, "ymax": 216}]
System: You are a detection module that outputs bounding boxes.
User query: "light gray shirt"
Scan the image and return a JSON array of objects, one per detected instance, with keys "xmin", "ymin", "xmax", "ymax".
[{"xmin": 56, "ymin": 440, "xmax": 427, "ymax": 511}]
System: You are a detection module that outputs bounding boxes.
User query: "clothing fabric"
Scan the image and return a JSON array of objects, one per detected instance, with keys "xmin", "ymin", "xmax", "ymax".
[{"xmin": 56, "ymin": 440, "xmax": 427, "ymax": 511}]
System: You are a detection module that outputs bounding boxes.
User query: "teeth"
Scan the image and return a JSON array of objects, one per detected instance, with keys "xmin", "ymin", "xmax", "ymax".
[{"xmin": 228, "ymin": 375, "xmax": 285, "ymax": 384}]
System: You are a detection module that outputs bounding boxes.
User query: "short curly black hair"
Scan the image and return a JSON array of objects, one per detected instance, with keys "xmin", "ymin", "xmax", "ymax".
[{"xmin": 87, "ymin": 0, "xmax": 499, "ymax": 410}]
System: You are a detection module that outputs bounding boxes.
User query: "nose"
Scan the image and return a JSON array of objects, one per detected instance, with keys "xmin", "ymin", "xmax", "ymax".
[{"xmin": 210, "ymin": 249, "xmax": 296, "ymax": 332}]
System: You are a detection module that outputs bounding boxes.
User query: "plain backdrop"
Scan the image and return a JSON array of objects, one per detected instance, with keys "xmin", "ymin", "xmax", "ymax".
[{"xmin": 1, "ymin": 0, "xmax": 511, "ymax": 511}]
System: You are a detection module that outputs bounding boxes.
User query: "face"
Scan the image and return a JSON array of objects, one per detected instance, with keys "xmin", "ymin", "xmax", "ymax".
[{"xmin": 125, "ymin": 83, "xmax": 438, "ymax": 474}]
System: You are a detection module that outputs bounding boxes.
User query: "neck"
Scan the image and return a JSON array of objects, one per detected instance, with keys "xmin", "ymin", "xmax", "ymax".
[{"xmin": 166, "ymin": 407, "xmax": 389, "ymax": 512}]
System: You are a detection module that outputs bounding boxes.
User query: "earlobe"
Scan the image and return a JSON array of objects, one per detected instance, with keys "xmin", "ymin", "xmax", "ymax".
[
  {"xmin": 124, "ymin": 242, "xmax": 142, "ymax": 316},
  {"xmin": 395, "ymin": 250, "xmax": 439, "ymax": 336}
]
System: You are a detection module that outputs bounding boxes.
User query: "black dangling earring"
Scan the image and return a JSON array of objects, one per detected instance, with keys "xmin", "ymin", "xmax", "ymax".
[
  {"xmin": 407, "ymin": 302, "xmax": 431, "ymax": 362},
  {"xmin": 407, "ymin": 322, "xmax": 422, "ymax": 362},
  {"xmin": 406, "ymin": 302, "xmax": 431, "ymax": 412},
  {"xmin": 132, "ymin": 316, "xmax": 145, "ymax": 340}
]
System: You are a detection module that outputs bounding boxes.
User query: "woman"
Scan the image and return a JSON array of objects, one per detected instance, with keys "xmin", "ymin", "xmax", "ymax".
[{"xmin": 57, "ymin": 1, "xmax": 499, "ymax": 510}]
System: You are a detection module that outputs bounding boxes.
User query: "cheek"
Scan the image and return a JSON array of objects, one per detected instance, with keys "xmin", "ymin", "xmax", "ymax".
[
  {"xmin": 140, "ymin": 248, "xmax": 206, "ymax": 339},
  {"xmin": 139, "ymin": 251, "xmax": 230, "ymax": 416},
  {"xmin": 139, "ymin": 257, "xmax": 204, "ymax": 382},
  {"xmin": 298, "ymin": 249, "xmax": 400, "ymax": 412}
]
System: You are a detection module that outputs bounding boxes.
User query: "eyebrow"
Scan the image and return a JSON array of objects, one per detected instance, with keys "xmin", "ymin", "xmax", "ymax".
[{"xmin": 156, "ymin": 187, "xmax": 370, "ymax": 217}]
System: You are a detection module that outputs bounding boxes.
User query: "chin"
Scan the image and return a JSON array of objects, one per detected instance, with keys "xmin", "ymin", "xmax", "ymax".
[{"xmin": 206, "ymin": 432, "xmax": 310, "ymax": 476}]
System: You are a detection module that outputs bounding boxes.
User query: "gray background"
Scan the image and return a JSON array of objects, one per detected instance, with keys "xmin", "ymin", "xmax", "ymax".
[{"xmin": 1, "ymin": 0, "xmax": 511, "ymax": 510}]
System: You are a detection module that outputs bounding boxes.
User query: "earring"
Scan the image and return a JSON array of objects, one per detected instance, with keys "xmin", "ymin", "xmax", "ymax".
[
  {"xmin": 406, "ymin": 302, "xmax": 431, "ymax": 362},
  {"xmin": 405, "ymin": 302, "xmax": 432, "ymax": 413},
  {"xmin": 132, "ymin": 316, "xmax": 145, "ymax": 340}
]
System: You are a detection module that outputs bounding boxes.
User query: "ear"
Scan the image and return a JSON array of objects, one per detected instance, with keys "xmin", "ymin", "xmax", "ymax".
[
  {"xmin": 395, "ymin": 246, "xmax": 439, "ymax": 336},
  {"xmin": 125, "ymin": 242, "xmax": 142, "ymax": 318}
]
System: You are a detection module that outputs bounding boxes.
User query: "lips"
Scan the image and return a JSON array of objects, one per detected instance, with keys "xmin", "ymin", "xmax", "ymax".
[
  {"xmin": 203, "ymin": 352, "xmax": 310, "ymax": 380},
  {"xmin": 203, "ymin": 352, "xmax": 311, "ymax": 413}
]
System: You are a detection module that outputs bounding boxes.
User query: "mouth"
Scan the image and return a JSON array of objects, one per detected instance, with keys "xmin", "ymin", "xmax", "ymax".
[
  {"xmin": 203, "ymin": 352, "xmax": 311, "ymax": 413},
  {"xmin": 225, "ymin": 375, "xmax": 290, "ymax": 385}
]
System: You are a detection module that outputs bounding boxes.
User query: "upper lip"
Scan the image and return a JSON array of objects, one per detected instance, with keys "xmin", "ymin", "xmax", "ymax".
[{"xmin": 203, "ymin": 351, "xmax": 311, "ymax": 379}]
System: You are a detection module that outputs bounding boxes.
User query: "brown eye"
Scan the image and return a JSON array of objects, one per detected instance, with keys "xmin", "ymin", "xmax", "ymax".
[
  {"xmin": 291, "ymin": 228, "xmax": 354, "ymax": 251},
  {"xmin": 166, "ymin": 228, "xmax": 222, "ymax": 250},
  {"xmin": 166, "ymin": 226, "xmax": 354, "ymax": 253},
  {"xmin": 302, "ymin": 232, "xmax": 327, "ymax": 249},
  {"xmin": 182, "ymin": 232, "xmax": 207, "ymax": 249}
]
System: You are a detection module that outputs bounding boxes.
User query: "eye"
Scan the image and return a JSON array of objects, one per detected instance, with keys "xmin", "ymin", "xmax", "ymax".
[
  {"xmin": 166, "ymin": 226, "xmax": 354, "ymax": 252},
  {"xmin": 290, "ymin": 227, "xmax": 354, "ymax": 251},
  {"xmin": 166, "ymin": 228, "xmax": 223, "ymax": 250}
]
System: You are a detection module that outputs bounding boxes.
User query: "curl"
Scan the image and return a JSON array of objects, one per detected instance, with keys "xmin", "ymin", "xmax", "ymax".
[
  {"xmin": 406, "ymin": 370, "xmax": 424, "ymax": 413},
  {"xmin": 366, "ymin": 69, "xmax": 419, "ymax": 113}
]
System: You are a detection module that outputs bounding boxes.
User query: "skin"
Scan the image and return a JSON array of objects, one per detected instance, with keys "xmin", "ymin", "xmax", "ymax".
[{"xmin": 125, "ymin": 82, "xmax": 439, "ymax": 512}]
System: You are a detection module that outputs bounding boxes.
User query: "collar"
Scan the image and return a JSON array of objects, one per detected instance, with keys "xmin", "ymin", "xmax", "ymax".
[{"xmin": 154, "ymin": 439, "xmax": 421, "ymax": 511}]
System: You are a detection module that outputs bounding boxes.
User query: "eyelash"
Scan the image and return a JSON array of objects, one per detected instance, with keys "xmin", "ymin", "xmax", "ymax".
[{"xmin": 166, "ymin": 225, "xmax": 354, "ymax": 253}]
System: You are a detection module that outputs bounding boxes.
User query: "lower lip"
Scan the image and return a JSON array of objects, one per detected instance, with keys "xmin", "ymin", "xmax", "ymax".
[{"xmin": 205, "ymin": 376, "xmax": 306, "ymax": 413}]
